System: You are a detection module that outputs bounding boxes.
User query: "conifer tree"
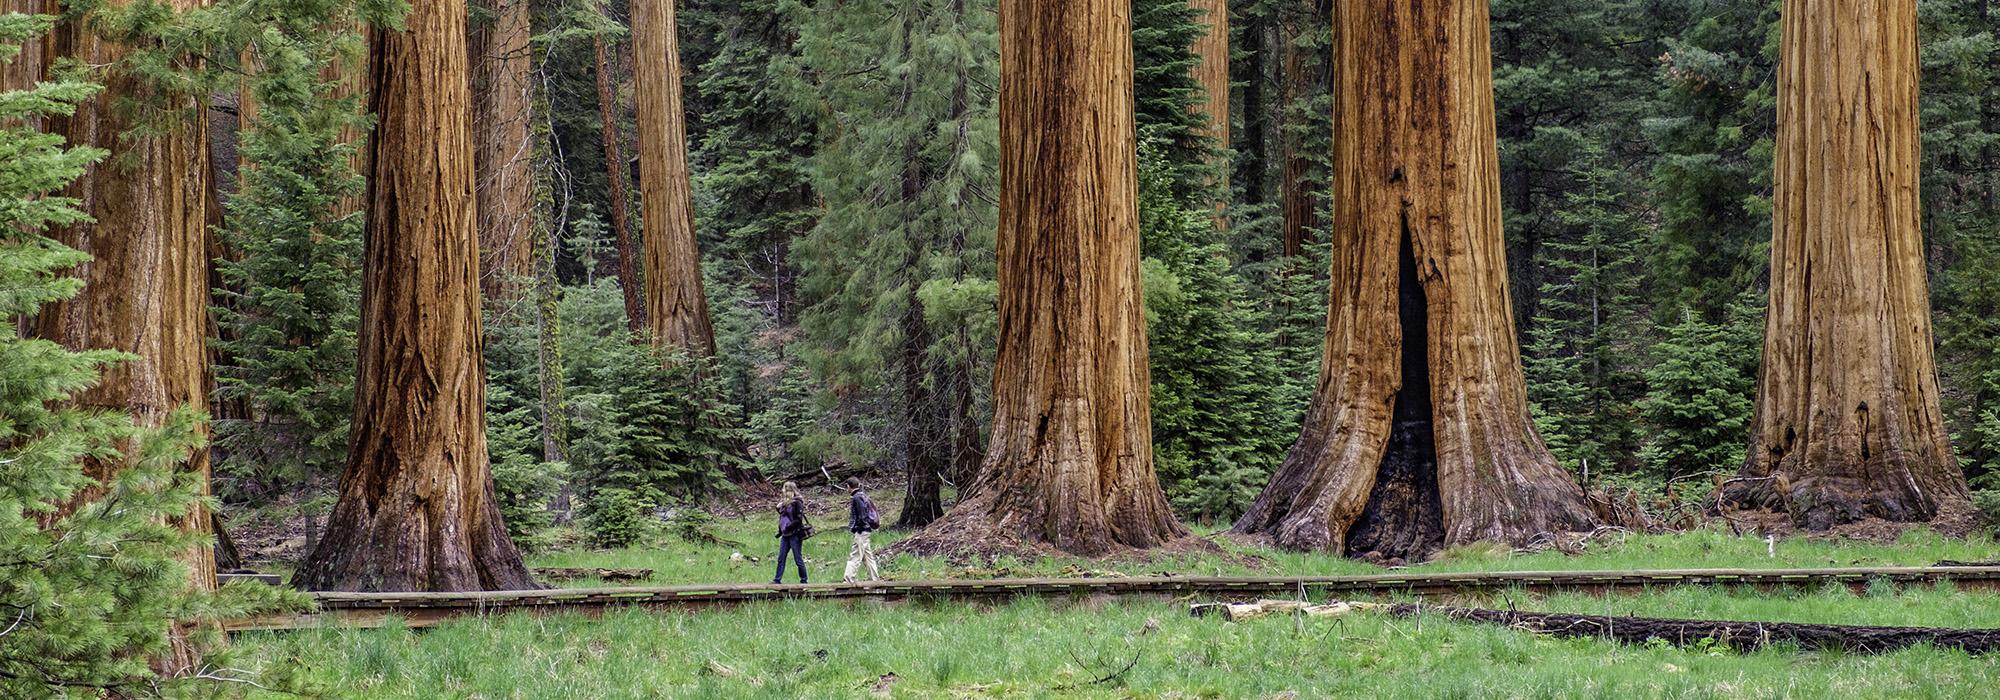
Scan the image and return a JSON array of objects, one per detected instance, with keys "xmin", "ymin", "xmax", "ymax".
[
  {"xmin": 212, "ymin": 6, "xmax": 368, "ymax": 552},
  {"xmin": 3, "ymin": 14, "xmax": 298, "ymax": 692},
  {"xmin": 792, "ymin": 0, "xmax": 997, "ymax": 526}
]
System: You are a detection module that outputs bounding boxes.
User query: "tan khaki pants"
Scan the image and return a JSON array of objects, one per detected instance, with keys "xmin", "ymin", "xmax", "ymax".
[{"xmin": 843, "ymin": 531, "xmax": 879, "ymax": 582}]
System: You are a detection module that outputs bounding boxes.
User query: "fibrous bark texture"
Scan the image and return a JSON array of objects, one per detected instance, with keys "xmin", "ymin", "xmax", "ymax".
[
  {"xmin": 591, "ymin": 8, "xmax": 644, "ymax": 334},
  {"xmin": 1232, "ymin": 0, "xmax": 1595, "ymax": 559},
  {"xmin": 1278, "ymin": 0, "xmax": 1328, "ymax": 257},
  {"xmin": 1718, "ymin": 0, "xmax": 1969, "ymax": 529},
  {"xmin": 1, "ymin": 1, "xmax": 51, "ymax": 95},
  {"xmin": 293, "ymin": 0, "xmax": 535, "ymax": 592},
  {"xmin": 1190, "ymin": 0, "xmax": 1229, "ymax": 153},
  {"xmin": 632, "ymin": 0, "xmax": 715, "ymax": 356},
  {"xmin": 896, "ymin": 0, "xmax": 1187, "ymax": 557},
  {"xmin": 38, "ymin": 0, "xmax": 217, "ymax": 672},
  {"xmin": 470, "ymin": 0, "xmax": 535, "ymax": 300}
]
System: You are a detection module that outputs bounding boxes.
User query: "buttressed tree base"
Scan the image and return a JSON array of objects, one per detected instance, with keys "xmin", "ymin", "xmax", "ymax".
[
  {"xmin": 1718, "ymin": 0, "xmax": 1970, "ymax": 530},
  {"xmin": 1232, "ymin": 0, "xmax": 1596, "ymax": 560},
  {"xmin": 894, "ymin": 0, "xmax": 1189, "ymax": 558}
]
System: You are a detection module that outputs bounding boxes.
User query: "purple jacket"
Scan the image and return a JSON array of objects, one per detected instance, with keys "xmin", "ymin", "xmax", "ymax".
[{"xmin": 776, "ymin": 498, "xmax": 806, "ymax": 538}]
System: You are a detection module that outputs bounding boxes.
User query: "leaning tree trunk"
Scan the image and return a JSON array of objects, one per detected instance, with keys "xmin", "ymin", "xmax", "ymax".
[
  {"xmin": 1231, "ymin": 0, "xmax": 1596, "ymax": 560},
  {"xmin": 895, "ymin": 0, "xmax": 1187, "ymax": 558},
  {"xmin": 1717, "ymin": 0, "xmax": 1970, "ymax": 529},
  {"xmin": 591, "ymin": 5, "xmax": 644, "ymax": 334},
  {"xmin": 470, "ymin": 0, "xmax": 534, "ymax": 300},
  {"xmin": 632, "ymin": 0, "xmax": 715, "ymax": 356},
  {"xmin": 293, "ymin": 0, "xmax": 535, "ymax": 593},
  {"xmin": 37, "ymin": 0, "xmax": 217, "ymax": 673}
]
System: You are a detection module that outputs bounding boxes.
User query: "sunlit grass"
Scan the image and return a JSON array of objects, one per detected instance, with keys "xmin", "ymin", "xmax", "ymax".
[{"xmin": 242, "ymin": 582, "xmax": 2000, "ymax": 698}]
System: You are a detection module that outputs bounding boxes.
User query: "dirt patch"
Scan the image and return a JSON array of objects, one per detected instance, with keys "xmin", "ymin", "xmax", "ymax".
[{"xmin": 1716, "ymin": 502, "xmax": 1981, "ymax": 544}]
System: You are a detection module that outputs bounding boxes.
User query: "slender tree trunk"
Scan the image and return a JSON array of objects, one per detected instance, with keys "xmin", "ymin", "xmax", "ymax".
[
  {"xmin": 632, "ymin": 0, "xmax": 715, "ymax": 356},
  {"xmin": 530, "ymin": 37, "xmax": 568, "ymax": 470},
  {"xmin": 898, "ymin": 281, "xmax": 948, "ymax": 528},
  {"xmin": 1232, "ymin": 0, "xmax": 1596, "ymax": 559},
  {"xmin": 1190, "ymin": 0, "xmax": 1230, "ymax": 219},
  {"xmin": 38, "ymin": 0, "xmax": 217, "ymax": 672},
  {"xmin": 1278, "ymin": 0, "xmax": 1324, "ymax": 257},
  {"xmin": 1718, "ymin": 0, "xmax": 1970, "ymax": 529},
  {"xmin": 330, "ymin": 26, "xmax": 368, "ymax": 219},
  {"xmin": 592, "ymin": 9, "xmax": 644, "ymax": 334},
  {"xmin": 293, "ymin": 0, "xmax": 535, "ymax": 592},
  {"xmin": 470, "ymin": 0, "xmax": 535, "ymax": 300},
  {"xmin": 896, "ymin": 0, "xmax": 1187, "ymax": 558},
  {"xmin": 1236, "ymin": 8, "xmax": 1269, "ymax": 210}
]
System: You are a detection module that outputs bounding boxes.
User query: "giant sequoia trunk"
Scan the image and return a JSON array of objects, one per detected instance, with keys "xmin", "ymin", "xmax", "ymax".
[
  {"xmin": 1231, "ymin": 0, "xmax": 1596, "ymax": 559},
  {"xmin": 37, "ymin": 0, "xmax": 217, "ymax": 672},
  {"xmin": 293, "ymin": 0, "xmax": 535, "ymax": 592},
  {"xmin": 470, "ymin": 0, "xmax": 535, "ymax": 300},
  {"xmin": 896, "ymin": 0, "xmax": 1187, "ymax": 557},
  {"xmin": 632, "ymin": 0, "xmax": 715, "ymax": 356},
  {"xmin": 591, "ymin": 5, "xmax": 644, "ymax": 334},
  {"xmin": 1717, "ymin": 0, "xmax": 1970, "ymax": 529}
]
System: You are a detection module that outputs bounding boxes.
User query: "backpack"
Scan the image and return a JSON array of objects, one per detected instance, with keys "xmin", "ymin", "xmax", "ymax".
[{"xmin": 859, "ymin": 494, "xmax": 881, "ymax": 531}]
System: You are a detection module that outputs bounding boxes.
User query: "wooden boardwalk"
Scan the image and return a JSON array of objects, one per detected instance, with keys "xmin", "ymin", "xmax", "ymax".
[{"xmin": 226, "ymin": 565, "xmax": 2000, "ymax": 631}]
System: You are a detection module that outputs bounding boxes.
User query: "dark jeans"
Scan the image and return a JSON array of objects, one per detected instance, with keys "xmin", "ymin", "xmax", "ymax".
[{"xmin": 773, "ymin": 535, "xmax": 807, "ymax": 584}]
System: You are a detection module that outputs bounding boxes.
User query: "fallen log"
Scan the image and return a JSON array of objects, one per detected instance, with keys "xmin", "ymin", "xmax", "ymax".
[
  {"xmin": 1190, "ymin": 599, "xmax": 1367, "ymax": 621},
  {"xmin": 1383, "ymin": 604, "xmax": 2000, "ymax": 655},
  {"xmin": 534, "ymin": 567, "xmax": 655, "ymax": 583}
]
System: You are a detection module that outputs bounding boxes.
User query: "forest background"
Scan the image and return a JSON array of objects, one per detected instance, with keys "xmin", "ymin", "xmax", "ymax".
[{"xmin": 200, "ymin": 0, "xmax": 2000, "ymax": 549}]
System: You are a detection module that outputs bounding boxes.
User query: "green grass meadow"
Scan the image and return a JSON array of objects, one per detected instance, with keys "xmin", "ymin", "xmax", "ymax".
[{"xmin": 233, "ymin": 505, "xmax": 2000, "ymax": 698}]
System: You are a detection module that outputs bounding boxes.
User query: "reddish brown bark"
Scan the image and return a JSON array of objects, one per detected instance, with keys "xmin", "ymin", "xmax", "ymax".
[
  {"xmin": 632, "ymin": 0, "xmax": 715, "ymax": 356},
  {"xmin": 896, "ymin": 0, "xmax": 1187, "ymax": 557},
  {"xmin": 592, "ymin": 9, "xmax": 644, "ymax": 334},
  {"xmin": 1232, "ymin": 0, "xmax": 1595, "ymax": 559},
  {"xmin": 470, "ymin": 0, "xmax": 535, "ymax": 300},
  {"xmin": 1719, "ymin": 0, "xmax": 1970, "ymax": 529},
  {"xmin": 293, "ymin": 0, "xmax": 535, "ymax": 592},
  {"xmin": 37, "ymin": 0, "xmax": 217, "ymax": 672},
  {"xmin": 1191, "ymin": 0, "xmax": 1230, "ymax": 206},
  {"xmin": 1278, "ymin": 0, "xmax": 1324, "ymax": 257}
]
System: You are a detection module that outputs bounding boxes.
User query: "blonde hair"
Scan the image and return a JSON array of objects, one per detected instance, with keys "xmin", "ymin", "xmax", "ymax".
[{"xmin": 781, "ymin": 481, "xmax": 800, "ymax": 501}]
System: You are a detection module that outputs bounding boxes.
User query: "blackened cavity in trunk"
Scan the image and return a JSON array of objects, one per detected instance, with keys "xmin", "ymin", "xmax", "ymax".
[{"xmin": 1343, "ymin": 229, "xmax": 1446, "ymax": 562}]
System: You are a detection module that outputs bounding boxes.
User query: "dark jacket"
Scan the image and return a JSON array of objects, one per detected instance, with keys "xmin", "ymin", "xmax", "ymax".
[
  {"xmin": 776, "ymin": 497, "xmax": 807, "ymax": 538},
  {"xmin": 849, "ymin": 491, "xmax": 877, "ymax": 534}
]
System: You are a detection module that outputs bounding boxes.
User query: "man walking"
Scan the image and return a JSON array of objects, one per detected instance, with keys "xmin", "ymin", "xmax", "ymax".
[{"xmin": 843, "ymin": 477, "xmax": 881, "ymax": 583}]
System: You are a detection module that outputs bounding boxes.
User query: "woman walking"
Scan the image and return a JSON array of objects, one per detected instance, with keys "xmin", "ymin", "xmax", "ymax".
[{"xmin": 772, "ymin": 482, "xmax": 810, "ymax": 584}]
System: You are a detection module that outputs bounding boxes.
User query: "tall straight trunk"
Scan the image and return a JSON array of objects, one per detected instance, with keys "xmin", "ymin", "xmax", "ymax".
[
  {"xmin": 592, "ymin": 12, "xmax": 644, "ymax": 334},
  {"xmin": 294, "ymin": 0, "xmax": 535, "ymax": 592},
  {"xmin": 1277, "ymin": 0, "xmax": 1324, "ymax": 257},
  {"xmin": 38, "ymin": 0, "xmax": 216, "ymax": 672},
  {"xmin": 898, "ymin": 281, "xmax": 948, "ymax": 528},
  {"xmin": 1719, "ymin": 0, "xmax": 1969, "ymax": 529},
  {"xmin": 898, "ymin": 0, "xmax": 1186, "ymax": 557},
  {"xmin": 1237, "ymin": 6, "xmax": 1269, "ymax": 210},
  {"xmin": 632, "ymin": 0, "xmax": 715, "ymax": 356},
  {"xmin": 1232, "ymin": 0, "xmax": 1595, "ymax": 559},
  {"xmin": 470, "ymin": 0, "xmax": 535, "ymax": 300},
  {"xmin": 330, "ymin": 27, "xmax": 368, "ymax": 219},
  {"xmin": 1190, "ymin": 0, "xmax": 1230, "ymax": 216}
]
